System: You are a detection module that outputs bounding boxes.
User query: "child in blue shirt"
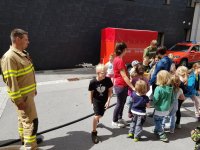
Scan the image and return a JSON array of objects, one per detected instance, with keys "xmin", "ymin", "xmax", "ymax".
[
  {"xmin": 185, "ymin": 63, "xmax": 200, "ymax": 121},
  {"xmin": 128, "ymin": 80, "xmax": 150, "ymax": 142}
]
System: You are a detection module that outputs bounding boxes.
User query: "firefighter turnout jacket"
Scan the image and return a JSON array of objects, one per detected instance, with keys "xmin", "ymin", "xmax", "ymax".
[{"xmin": 1, "ymin": 46, "xmax": 36, "ymax": 105}]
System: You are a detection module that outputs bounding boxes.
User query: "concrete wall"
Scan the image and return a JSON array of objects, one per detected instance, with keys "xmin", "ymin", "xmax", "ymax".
[
  {"xmin": 191, "ymin": 2, "xmax": 200, "ymax": 42},
  {"xmin": 0, "ymin": 0, "xmax": 194, "ymax": 70}
]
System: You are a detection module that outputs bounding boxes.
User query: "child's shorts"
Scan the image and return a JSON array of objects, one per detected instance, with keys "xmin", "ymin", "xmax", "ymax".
[{"xmin": 93, "ymin": 100, "xmax": 106, "ymax": 116}]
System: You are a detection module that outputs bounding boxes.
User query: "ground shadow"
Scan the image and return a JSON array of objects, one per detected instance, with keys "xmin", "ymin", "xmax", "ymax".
[
  {"xmin": 39, "ymin": 123, "xmax": 145, "ymax": 149},
  {"xmin": 166, "ymin": 121, "xmax": 198, "ymax": 141},
  {"xmin": 97, "ymin": 123, "xmax": 155, "ymax": 142},
  {"xmin": 39, "ymin": 131, "xmax": 95, "ymax": 150}
]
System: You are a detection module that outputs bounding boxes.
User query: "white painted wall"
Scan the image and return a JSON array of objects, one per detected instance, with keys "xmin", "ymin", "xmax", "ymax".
[{"xmin": 191, "ymin": 2, "xmax": 200, "ymax": 42}]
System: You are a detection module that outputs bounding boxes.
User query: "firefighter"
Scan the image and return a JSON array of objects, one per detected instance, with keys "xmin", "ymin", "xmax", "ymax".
[
  {"xmin": 143, "ymin": 40, "xmax": 158, "ymax": 64},
  {"xmin": 1, "ymin": 29, "xmax": 41, "ymax": 150}
]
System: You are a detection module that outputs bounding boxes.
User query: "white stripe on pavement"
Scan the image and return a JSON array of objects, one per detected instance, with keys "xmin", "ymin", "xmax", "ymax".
[{"xmin": 37, "ymin": 80, "xmax": 69, "ymax": 86}]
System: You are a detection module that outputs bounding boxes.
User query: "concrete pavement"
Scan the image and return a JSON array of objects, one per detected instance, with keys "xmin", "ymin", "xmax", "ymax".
[{"xmin": 0, "ymin": 68, "xmax": 198, "ymax": 150}]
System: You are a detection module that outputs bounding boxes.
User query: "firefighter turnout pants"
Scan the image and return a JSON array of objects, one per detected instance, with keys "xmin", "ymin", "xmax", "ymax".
[{"xmin": 16, "ymin": 95, "xmax": 38, "ymax": 150}]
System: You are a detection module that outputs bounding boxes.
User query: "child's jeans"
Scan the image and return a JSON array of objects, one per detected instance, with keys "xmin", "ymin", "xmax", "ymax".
[
  {"xmin": 163, "ymin": 100, "xmax": 178, "ymax": 130},
  {"xmin": 154, "ymin": 115, "xmax": 165, "ymax": 135},
  {"xmin": 129, "ymin": 114, "xmax": 146, "ymax": 138}
]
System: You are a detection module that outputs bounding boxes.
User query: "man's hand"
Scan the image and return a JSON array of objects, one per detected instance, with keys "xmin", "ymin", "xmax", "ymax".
[{"xmin": 17, "ymin": 101, "xmax": 26, "ymax": 110}]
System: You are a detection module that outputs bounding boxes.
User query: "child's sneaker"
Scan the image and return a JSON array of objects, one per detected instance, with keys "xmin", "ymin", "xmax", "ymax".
[
  {"xmin": 133, "ymin": 137, "xmax": 139, "ymax": 142},
  {"xmin": 169, "ymin": 128, "xmax": 174, "ymax": 134},
  {"xmin": 91, "ymin": 131, "xmax": 99, "ymax": 144},
  {"xmin": 127, "ymin": 133, "xmax": 134, "ymax": 138},
  {"xmin": 112, "ymin": 121, "xmax": 125, "ymax": 128},
  {"xmin": 159, "ymin": 133, "xmax": 168, "ymax": 142},
  {"xmin": 118, "ymin": 119, "xmax": 128, "ymax": 126}
]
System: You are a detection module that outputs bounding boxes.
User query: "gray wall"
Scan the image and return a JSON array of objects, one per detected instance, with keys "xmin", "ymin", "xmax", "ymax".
[{"xmin": 0, "ymin": 0, "xmax": 194, "ymax": 70}]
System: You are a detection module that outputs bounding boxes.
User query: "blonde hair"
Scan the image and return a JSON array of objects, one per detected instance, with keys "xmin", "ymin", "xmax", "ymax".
[
  {"xmin": 171, "ymin": 75, "xmax": 181, "ymax": 91},
  {"xmin": 156, "ymin": 70, "xmax": 171, "ymax": 86},
  {"xmin": 109, "ymin": 54, "xmax": 114, "ymax": 59},
  {"xmin": 135, "ymin": 80, "xmax": 147, "ymax": 95},
  {"xmin": 96, "ymin": 64, "xmax": 106, "ymax": 73},
  {"xmin": 192, "ymin": 62, "xmax": 200, "ymax": 70},
  {"xmin": 176, "ymin": 66, "xmax": 188, "ymax": 76}
]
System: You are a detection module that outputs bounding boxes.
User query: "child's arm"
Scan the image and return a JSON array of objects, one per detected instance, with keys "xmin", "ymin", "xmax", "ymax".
[
  {"xmin": 128, "ymin": 94, "xmax": 134, "ymax": 118},
  {"xmin": 178, "ymin": 93, "xmax": 185, "ymax": 100},
  {"xmin": 146, "ymin": 102, "xmax": 150, "ymax": 108},
  {"xmin": 128, "ymin": 100, "xmax": 133, "ymax": 118},
  {"xmin": 178, "ymin": 88, "xmax": 185, "ymax": 100},
  {"xmin": 146, "ymin": 96, "xmax": 150, "ymax": 108},
  {"xmin": 105, "ymin": 87, "xmax": 113, "ymax": 109},
  {"xmin": 89, "ymin": 91, "xmax": 94, "ymax": 105},
  {"xmin": 153, "ymin": 87, "xmax": 160, "ymax": 105}
]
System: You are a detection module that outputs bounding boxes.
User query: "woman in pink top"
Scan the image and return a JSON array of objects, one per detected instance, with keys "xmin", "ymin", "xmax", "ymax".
[{"xmin": 112, "ymin": 42, "xmax": 135, "ymax": 128}]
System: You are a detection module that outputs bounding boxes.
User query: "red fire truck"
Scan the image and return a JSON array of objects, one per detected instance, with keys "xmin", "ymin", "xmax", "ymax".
[{"xmin": 100, "ymin": 27, "xmax": 158, "ymax": 67}]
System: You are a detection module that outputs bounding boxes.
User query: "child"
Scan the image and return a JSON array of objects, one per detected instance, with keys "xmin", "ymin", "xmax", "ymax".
[
  {"xmin": 125, "ymin": 60, "xmax": 139, "ymax": 108},
  {"xmin": 162, "ymin": 75, "xmax": 185, "ymax": 133},
  {"xmin": 185, "ymin": 63, "xmax": 200, "ymax": 121},
  {"xmin": 148, "ymin": 55, "xmax": 160, "ymax": 80},
  {"xmin": 88, "ymin": 64, "xmax": 113, "ymax": 144},
  {"xmin": 129, "ymin": 60, "xmax": 139, "ymax": 75},
  {"xmin": 168, "ymin": 53, "xmax": 176, "ymax": 75},
  {"xmin": 126, "ymin": 63, "xmax": 150, "ymax": 108},
  {"xmin": 128, "ymin": 80, "xmax": 150, "ymax": 142},
  {"xmin": 143, "ymin": 56, "xmax": 151, "ymax": 73},
  {"xmin": 175, "ymin": 66, "xmax": 188, "ymax": 128},
  {"xmin": 105, "ymin": 54, "xmax": 114, "ymax": 79},
  {"xmin": 153, "ymin": 70, "xmax": 173, "ymax": 142},
  {"xmin": 191, "ymin": 126, "xmax": 200, "ymax": 150}
]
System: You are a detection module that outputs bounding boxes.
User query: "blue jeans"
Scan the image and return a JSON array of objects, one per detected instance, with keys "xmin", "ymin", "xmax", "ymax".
[
  {"xmin": 163, "ymin": 100, "xmax": 178, "ymax": 129},
  {"xmin": 113, "ymin": 86, "xmax": 128, "ymax": 122},
  {"xmin": 154, "ymin": 115, "xmax": 165, "ymax": 135},
  {"xmin": 129, "ymin": 114, "xmax": 146, "ymax": 138}
]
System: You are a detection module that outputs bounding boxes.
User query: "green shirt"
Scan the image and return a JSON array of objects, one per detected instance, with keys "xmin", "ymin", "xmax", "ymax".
[
  {"xmin": 143, "ymin": 46, "xmax": 157, "ymax": 59},
  {"xmin": 153, "ymin": 86, "xmax": 173, "ymax": 111}
]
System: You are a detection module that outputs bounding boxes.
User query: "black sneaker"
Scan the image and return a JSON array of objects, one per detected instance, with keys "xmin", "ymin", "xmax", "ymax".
[
  {"xmin": 91, "ymin": 131, "xmax": 99, "ymax": 144},
  {"xmin": 36, "ymin": 137, "xmax": 43, "ymax": 144}
]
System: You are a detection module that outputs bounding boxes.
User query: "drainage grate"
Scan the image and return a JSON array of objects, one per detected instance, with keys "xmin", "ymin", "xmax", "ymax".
[{"xmin": 67, "ymin": 78, "xmax": 80, "ymax": 81}]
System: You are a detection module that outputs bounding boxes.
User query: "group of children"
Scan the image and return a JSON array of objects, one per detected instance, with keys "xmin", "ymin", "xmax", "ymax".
[{"xmin": 88, "ymin": 52, "xmax": 200, "ymax": 147}]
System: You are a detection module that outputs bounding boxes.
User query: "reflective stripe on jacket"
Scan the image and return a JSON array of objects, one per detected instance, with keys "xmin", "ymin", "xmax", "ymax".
[{"xmin": 1, "ymin": 46, "xmax": 36, "ymax": 104}]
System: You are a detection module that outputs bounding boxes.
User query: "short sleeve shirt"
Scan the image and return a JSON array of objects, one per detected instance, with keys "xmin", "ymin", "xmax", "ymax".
[
  {"xmin": 143, "ymin": 46, "xmax": 157, "ymax": 59},
  {"xmin": 88, "ymin": 77, "xmax": 113, "ymax": 102},
  {"xmin": 113, "ymin": 56, "xmax": 128, "ymax": 87}
]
